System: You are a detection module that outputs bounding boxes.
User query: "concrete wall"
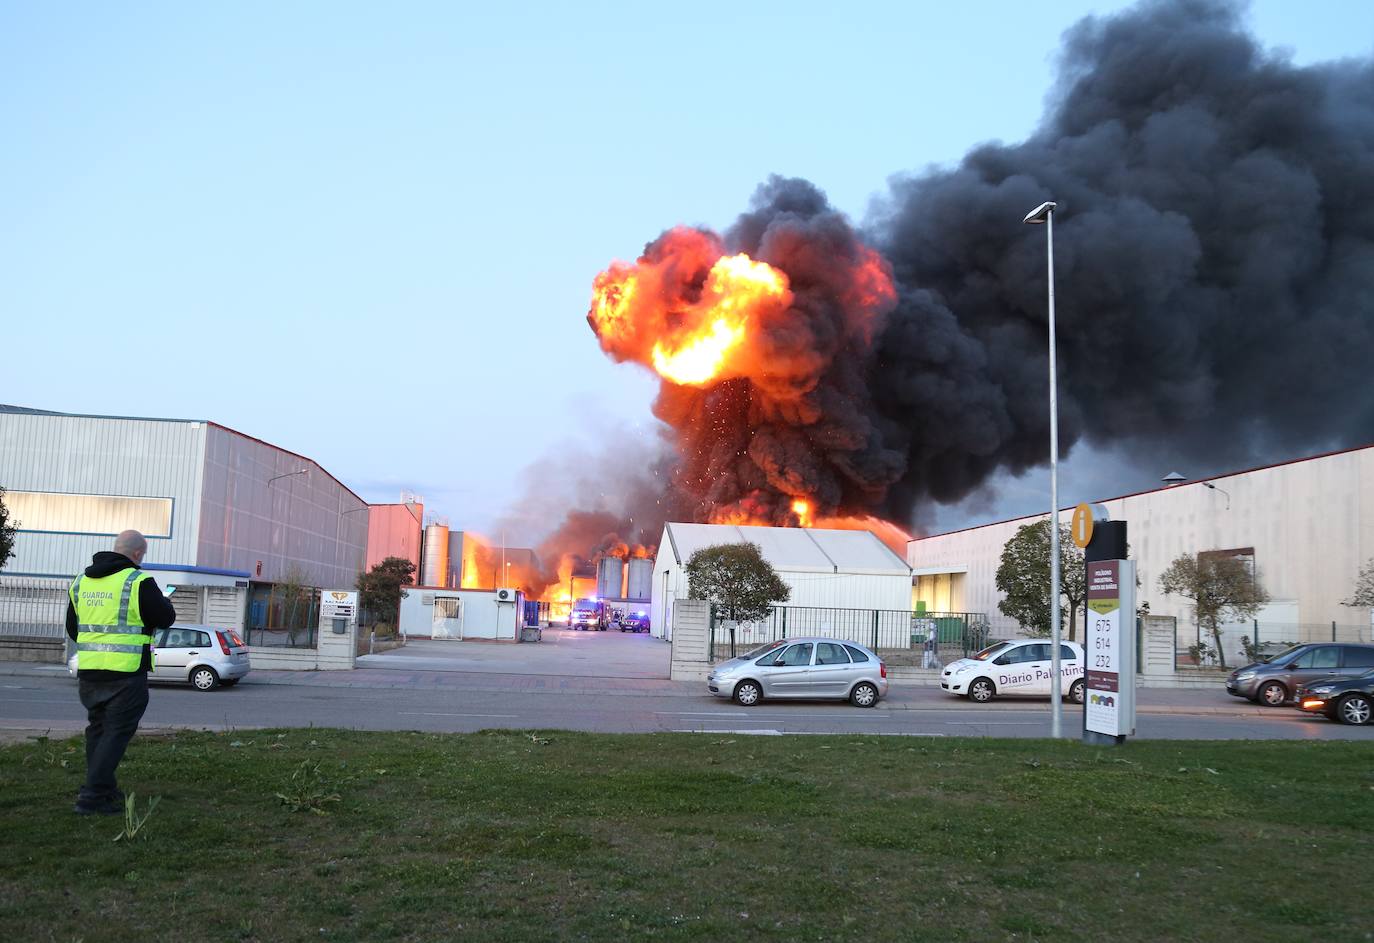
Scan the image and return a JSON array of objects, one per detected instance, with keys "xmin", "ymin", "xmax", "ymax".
[
  {"xmin": 397, "ymin": 586, "xmax": 521, "ymax": 641},
  {"xmin": 668, "ymin": 599, "xmax": 711, "ymax": 681},
  {"xmin": 909, "ymin": 445, "xmax": 1374, "ymax": 648}
]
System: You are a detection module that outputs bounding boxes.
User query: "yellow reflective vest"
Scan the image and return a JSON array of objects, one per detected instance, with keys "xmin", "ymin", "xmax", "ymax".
[{"xmin": 70, "ymin": 569, "xmax": 154, "ymax": 673}]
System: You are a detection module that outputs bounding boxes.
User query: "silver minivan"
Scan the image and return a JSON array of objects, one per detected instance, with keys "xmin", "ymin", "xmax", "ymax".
[
  {"xmin": 706, "ymin": 637, "xmax": 889, "ymax": 707},
  {"xmin": 1227, "ymin": 643, "xmax": 1374, "ymax": 706},
  {"xmin": 69, "ymin": 623, "xmax": 251, "ymax": 691}
]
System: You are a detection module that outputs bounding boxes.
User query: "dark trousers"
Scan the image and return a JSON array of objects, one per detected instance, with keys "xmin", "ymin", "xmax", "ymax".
[{"xmin": 77, "ymin": 673, "xmax": 149, "ymax": 801}]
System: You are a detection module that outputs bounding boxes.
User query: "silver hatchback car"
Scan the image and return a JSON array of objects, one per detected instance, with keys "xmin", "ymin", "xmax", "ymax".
[
  {"xmin": 69, "ymin": 623, "xmax": 251, "ymax": 691},
  {"xmin": 707, "ymin": 637, "xmax": 889, "ymax": 707}
]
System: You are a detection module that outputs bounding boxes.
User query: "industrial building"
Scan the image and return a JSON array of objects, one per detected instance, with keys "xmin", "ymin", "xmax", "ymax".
[
  {"xmin": 365, "ymin": 495, "xmax": 424, "ymax": 574},
  {"xmin": 650, "ymin": 522, "xmax": 914, "ymax": 640},
  {"xmin": 0, "ymin": 405, "xmax": 368, "ymax": 633},
  {"xmin": 908, "ymin": 443, "xmax": 1374, "ymax": 663}
]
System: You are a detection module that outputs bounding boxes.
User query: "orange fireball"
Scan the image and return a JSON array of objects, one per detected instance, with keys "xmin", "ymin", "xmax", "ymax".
[{"xmin": 588, "ymin": 229, "xmax": 792, "ymax": 387}]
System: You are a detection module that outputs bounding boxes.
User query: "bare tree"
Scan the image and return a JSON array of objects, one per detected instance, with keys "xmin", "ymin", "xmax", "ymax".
[{"xmin": 1159, "ymin": 553, "xmax": 1269, "ymax": 669}]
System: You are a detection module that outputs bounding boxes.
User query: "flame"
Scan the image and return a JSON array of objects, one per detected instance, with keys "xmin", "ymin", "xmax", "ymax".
[
  {"xmin": 588, "ymin": 231, "xmax": 792, "ymax": 387},
  {"xmin": 791, "ymin": 499, "xmax": 813, "ymax": 528},
  {"xmin": 651, "ymin": 317, "xmax": 746, "ymax": 385}
]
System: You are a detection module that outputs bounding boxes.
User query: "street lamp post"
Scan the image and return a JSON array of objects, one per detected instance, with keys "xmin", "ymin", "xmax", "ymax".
[{"xmin": 1023, "ymin": 200, "xmax": 1063, "ymax": 739}]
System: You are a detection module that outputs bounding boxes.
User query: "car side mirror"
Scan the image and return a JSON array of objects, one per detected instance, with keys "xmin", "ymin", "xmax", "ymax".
[{"xmin": 994, "ymin": 656, "xmax": 1009, "ymax": 666}]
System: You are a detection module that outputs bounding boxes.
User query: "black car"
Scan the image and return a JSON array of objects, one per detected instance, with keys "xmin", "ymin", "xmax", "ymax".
[
  {"xmin": 617, "ymin": 610, "xmax": 650, "ymax": 633},
  {"xmin": 1295, "ymin": 669, "xmax": 1374, "ymax": 725}
]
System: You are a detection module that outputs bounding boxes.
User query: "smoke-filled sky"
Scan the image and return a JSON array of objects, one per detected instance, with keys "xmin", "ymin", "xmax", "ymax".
[{"xmin": 4, "ymin": 0, "xmax": 1373, "ymax": 546}]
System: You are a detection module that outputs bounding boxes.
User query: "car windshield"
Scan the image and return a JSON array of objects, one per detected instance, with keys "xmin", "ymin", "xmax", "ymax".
[
  {"xmin": 1263, "ymin": 645, "xmax": 1305, "ymax": 664},
  {"xmin": 972, "ymin": 642, "xmax": 1013, "ymax": 661},
  {"xmin": 742, "ymin": 641, "xmax": 786, "ymax": 660}
]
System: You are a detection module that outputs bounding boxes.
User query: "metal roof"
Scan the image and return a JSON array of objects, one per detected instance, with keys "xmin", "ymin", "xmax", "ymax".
[{"xmin": 660, "ymin": 523, "xmax": 911, "ymax": 576}]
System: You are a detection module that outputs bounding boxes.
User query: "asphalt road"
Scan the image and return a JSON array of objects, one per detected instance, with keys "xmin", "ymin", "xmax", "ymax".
[{"xmin": 2, "ymin": 662, "xmax": 1371, "ymax": 741}]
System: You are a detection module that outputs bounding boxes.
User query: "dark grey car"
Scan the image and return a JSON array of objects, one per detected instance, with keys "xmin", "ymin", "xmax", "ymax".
[{"xmin": 1226, "ymin": 643, "xmax": 1374, "ymax": 706}]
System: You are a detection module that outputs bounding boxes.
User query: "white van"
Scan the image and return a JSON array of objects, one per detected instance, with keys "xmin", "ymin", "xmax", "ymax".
[{"xmin": 941, "ymin": 639, "xmax": 1085, "ymax": 703}]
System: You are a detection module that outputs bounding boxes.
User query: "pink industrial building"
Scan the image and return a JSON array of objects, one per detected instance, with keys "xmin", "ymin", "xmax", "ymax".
[{"xmin": 366, "ymin": 499, "xmax": 424, "ymax": 573}]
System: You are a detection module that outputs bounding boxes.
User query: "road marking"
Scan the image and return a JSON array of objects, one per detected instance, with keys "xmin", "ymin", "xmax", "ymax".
[
  {"xmin": 659, "ymin": 711, "xmax": 890, "ymax": 720},
  {"xmin": 397, "ymin": 712, "xmax": 520, "ymax": 718},
  {"xmin": 673, "ymin": 728, "xmax": 784, "ymax": 736}
]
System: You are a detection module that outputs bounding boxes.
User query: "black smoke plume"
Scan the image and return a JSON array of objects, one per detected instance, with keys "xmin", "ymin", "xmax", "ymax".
[{"xmin": 608, "ymin": 0, "xmax": 1374, "ymax": 533}]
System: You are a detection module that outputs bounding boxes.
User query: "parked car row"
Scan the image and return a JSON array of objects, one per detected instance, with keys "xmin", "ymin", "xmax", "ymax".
[
  {"xmin": 69, "ymin": 623, "xmax": 250, "ymax": 691},
  {"xmin": 1226, "ymin": 642, "xmax": 1374, "ymax": 724}
]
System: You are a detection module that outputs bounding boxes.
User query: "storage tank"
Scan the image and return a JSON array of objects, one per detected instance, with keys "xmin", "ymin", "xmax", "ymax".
[
  {"xmin": 447, "ymin": 530, "xmax": 465, "ymax": 588},
  {"xmin": 596, "ymin": 556, "xmax": 625, "ymax": 600},
  {"xmin": 626, "ymin": 557, "xmax": 653, "ymax": 601},
  {"xmin": 421, "ymin": 524, "xmax": 449, "ymax": 587}
]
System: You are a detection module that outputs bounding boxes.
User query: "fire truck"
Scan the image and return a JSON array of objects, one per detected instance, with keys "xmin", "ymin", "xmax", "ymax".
[{"xmin": 569, "ymin": 598, "xmax": 606, "ymax": 631}]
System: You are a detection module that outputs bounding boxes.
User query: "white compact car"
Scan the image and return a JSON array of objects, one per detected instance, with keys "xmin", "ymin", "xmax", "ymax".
[
  {"xmin": 68, "ymin": 623, "xmax": 250, "ymax": 691},
  {"xmin": 941, "ymin": 639, "xmax": 1085, "ymax": 703}
]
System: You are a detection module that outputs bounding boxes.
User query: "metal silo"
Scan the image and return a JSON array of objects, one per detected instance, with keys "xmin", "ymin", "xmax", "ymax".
[
  {"xmin": 447, "ymin": 530, "xmax": 465, "ymax": 588},
  {"xmin": 596, "ymin": 556, "xmax": 625, "ymax": 600},
  {"xmin": 421, "ymin": 524, "xmax": 449, "ymax": 587},
  {"xmin": 626, "ymin": 558, "xmax": 653, "ymax": 601}
]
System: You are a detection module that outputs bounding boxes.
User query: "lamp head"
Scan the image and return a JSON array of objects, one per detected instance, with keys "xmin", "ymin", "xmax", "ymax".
[{"xmin": 1023, "ymin": 201, "xmax": 1056, "ymax": 225}]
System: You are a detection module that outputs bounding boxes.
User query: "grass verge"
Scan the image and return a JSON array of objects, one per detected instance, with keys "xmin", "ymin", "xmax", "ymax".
[{"xmin": 2, "ymin": 730, "xmax": 1371, "ymax": 941}]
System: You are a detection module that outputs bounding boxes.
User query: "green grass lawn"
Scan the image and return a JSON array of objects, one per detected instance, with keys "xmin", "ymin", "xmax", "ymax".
[{"xmin": 1, "ymin": 730, "xmax": 1370, "ymax": 942}]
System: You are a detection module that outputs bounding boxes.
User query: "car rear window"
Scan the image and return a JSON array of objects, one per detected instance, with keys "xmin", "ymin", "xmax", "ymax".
[
  {"xmin": 1343, "ymin": 646, "xmax": 1374, "ymax": 668},
  {"xmin": 816, "ymin": 643, "xmax": 851, "ymax": 665},
  {"xmin": 843, "ymin": 645, "xmax": 869, "ymax": 663}
]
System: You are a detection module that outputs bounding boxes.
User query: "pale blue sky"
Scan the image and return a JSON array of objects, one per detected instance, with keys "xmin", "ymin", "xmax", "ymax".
[{"xmin": 3, "ymin": 1, "xmax": 1372, "ymax": 541}]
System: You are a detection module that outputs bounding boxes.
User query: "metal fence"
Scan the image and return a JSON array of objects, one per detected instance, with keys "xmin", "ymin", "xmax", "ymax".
[
  {"xmin": 1177, "ymin": 620, "xmax": 1372, "ymax": 668},
  {"xmin": 708, "ymin": 604, "xmax": 991, "ymax": 665},
  {"xmin": 0, "ymin": 577, "xmax": 69, "ymax": 639},
  {"xmin": 244, "ymin": 586, "xmax": 320, "ymax": 648}
]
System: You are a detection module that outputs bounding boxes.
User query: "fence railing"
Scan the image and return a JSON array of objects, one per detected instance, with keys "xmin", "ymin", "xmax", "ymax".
[
  {"xmin": 244, "ymin": 588, "xmax": 321, "ymax": 649},
  {"xmin": 0, "ymin": 578, "xmax": 69, "ymax": 639},
  {"xmin": 1177, "ymin": 620, "xmax": 1372, "ymax": 668},
  {"xmin": 708, "ymin": 604, "xmax": 990, "ymax": 665}
]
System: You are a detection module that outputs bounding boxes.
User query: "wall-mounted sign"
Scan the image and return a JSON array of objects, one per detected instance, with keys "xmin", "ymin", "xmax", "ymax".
[{"xmin": 321, "ymin": 590, "xmax": 357, "ymax": 621}]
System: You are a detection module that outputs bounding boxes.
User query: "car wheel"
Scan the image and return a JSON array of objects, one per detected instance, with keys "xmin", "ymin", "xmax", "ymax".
[
  {"xmin": 1337, "ymin": 693, "xmax": 1372, "ymax": 725},
  {"xmin": 733, "ymin": 680, "xmax": 762, "ymax": 706},
  {"xmin": 1069, "ymin": 679, "xmax": 1086, "ymax": 704},
  {"xmin": 968, "ymin": 678, "xmax": 996, "ymax": 703},
  {"xmin": 190, "ymin": 666, "xmax": 219, "ymax": 691},
  {"xmin": 850, "ymin": 682, "xmax": 879, "ymax": 708},
  {"xmin": 1258, "ymin": 681, "xmax": 1288, "ymax": 707}
]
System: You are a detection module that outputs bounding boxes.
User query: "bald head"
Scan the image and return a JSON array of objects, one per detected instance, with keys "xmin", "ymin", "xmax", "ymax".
[{"xmin": 113, "ymin": 530, "xmax": 148, "ymax": 564}]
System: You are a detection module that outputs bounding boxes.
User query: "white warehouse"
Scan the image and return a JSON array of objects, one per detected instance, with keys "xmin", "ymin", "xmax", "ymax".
[
  {"xmin": 650, "ymin": 522, "xmax": 913, "ymax": 640},
  {"xmin": 0, "ymin": 405, "xmax": 368, "ymax": 633},
  {"xmin": 908, "ymin": 443, "xmax": 1374, "ymax": 663}
]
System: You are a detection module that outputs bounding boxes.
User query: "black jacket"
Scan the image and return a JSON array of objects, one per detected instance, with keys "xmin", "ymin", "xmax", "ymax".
[{"xmin": 66, "ymin": 551, "xmax": 179, "ymax": 679}]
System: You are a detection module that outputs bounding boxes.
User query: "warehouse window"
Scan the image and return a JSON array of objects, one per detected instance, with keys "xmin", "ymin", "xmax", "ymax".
[{"xmin": 6, "ymin": 491, "xmax": 173, "ymax": 538}]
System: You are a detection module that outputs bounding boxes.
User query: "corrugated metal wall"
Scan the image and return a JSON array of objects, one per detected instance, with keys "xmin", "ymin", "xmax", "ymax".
[
  {"xmin": 0, "ymin": 413, "xmax": 206, "ymax": 577},
  {"xmin": 196, "ymin": 425, "xmax": 367, "ymax": 591}
]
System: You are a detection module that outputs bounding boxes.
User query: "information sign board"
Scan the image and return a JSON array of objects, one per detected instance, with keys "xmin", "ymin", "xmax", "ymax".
[
  {"xmin": 321, "ymin": 590, "xmax": 357, "ymax": 621},
  {"xmin": 1085, "ymin": 559, "xmax": 1137, "ymax": 737}
]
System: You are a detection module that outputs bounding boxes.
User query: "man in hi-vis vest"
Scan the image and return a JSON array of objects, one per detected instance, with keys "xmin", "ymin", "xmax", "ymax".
[{"xmin": 65, "ymin": 530, "xmax": 177, "ymax": 815}]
